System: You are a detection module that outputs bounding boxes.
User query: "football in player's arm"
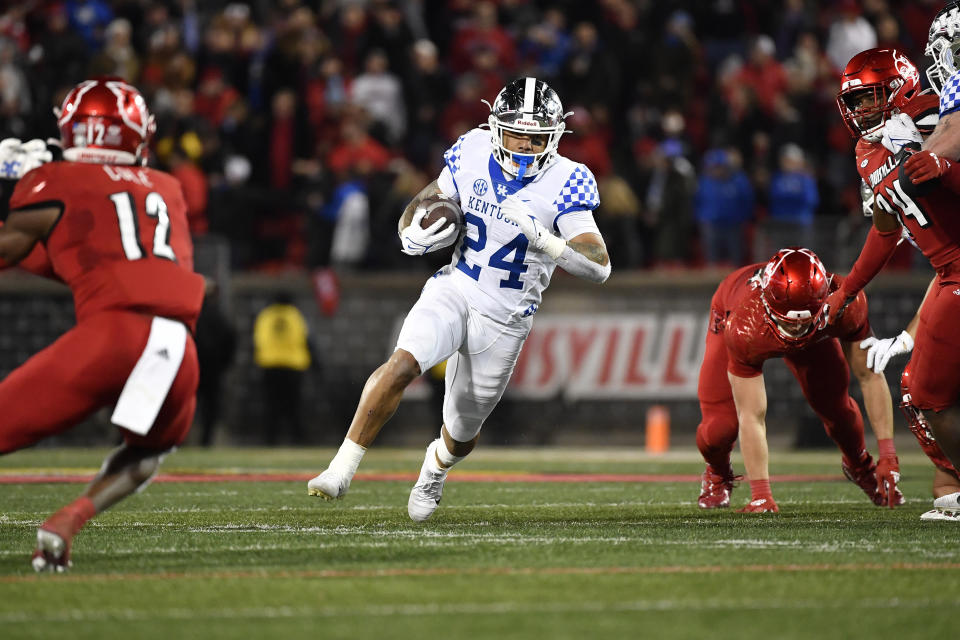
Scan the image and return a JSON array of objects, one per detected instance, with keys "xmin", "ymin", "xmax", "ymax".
[{"xmin": 308, "ymin": 77, "xmax": 609, "ymax": 521}]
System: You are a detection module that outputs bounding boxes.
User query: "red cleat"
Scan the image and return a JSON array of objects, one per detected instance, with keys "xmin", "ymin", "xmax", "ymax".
[
  {"xmin": 737, "ymin": 496, "xmax": 779, "ymax": 513},
  {"xmin": 842, "ymin": 454, "xmax": 905, "ymax": 506},
  {"xmin": 698, "ymin": 465, "xmax": 740, "ymax": 509}
]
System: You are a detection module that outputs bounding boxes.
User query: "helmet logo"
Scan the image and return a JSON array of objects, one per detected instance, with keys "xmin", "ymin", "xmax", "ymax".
[
  {"xmin": 105, "ymin": 80, "xmax": 150, "ymax": 138},
  {"xmin": 893, "ymin": 51, "xmax": 919, "ymax": 86}
]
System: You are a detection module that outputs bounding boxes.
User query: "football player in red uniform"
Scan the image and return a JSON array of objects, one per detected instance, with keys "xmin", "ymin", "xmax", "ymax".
[
  {"xmin": 0, "ymin": 78, "xmax": 206, "ymax": 571},
  {"xmin": 829, "ymin": 47, "xmax": 960, "ymax": 517},
  {"xmin": 697, "ymin": 247, "xmax": 901, "ymax": 513}
]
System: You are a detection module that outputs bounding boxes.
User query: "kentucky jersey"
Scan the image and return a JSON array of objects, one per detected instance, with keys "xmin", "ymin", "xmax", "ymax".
[
  {"xmin": 938, "ymin": 70, "xmax": 960, "ymax": 118},
  {"xmin": 435, "ymin": 128, "xmax": 600, "ymax": 323}
]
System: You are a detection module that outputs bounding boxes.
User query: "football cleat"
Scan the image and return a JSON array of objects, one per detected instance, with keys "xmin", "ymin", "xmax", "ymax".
[
  {"xmin": 933, "ymin": 491, "xmax": 960, "ymax": 515},
  {"xmin": 920, "ymin": 508, "xmax": 960, "ymax": 522},
  {"xmin": 407, "ymin": 439, "xmax": 448, "ymax": 522},
  {"xmin": 31, "ymin": 528, "xmax": 72, "ymax": 573},
  {"xmin": 842, "ymin": 454, "xmax": 905, "ymax": 506},
  {"xmin": 307, "ymin": 469, "xmax": 350, "ymax": 500},
  {"xmin": 737, "ymin": 497, "xmax": 779, "ymax": 513},
  {"xmin": 698, "ymin": 464, "xmax": 739, "ymax": 509}
]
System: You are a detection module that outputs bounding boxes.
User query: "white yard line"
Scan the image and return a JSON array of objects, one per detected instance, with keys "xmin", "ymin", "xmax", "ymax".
[{"xmin": 1, "ymin": 597, "xmax": 958, "ymax": 624}]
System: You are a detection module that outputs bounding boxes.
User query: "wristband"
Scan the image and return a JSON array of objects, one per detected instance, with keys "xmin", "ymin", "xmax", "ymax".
[
  {"xmin": 541, "ymin": 234, "xmax": 566, "ymax": 260},
  {"xmin": 749, "ymin": 478, "xmax": 772, "ymax": 499},
  {"xmin": 877, "ymin": 438, "xmax": 897, "ymax": 458},
  {"xmin": 897, "ymin": 330, "xmax": 914, "ymax": 351}
]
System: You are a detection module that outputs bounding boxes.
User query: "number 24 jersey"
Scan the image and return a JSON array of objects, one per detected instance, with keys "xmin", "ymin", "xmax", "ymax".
[
  {"xmin": 856, "ymin": 137, "xmax": 960, "ymax": 275},
  {"xmin": 436, "ymin": 128, "xmax": 600, "ymax": 323}
]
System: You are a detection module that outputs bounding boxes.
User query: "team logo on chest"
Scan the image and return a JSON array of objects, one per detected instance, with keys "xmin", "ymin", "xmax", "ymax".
[
  {"xmin": 496, "ymin": 183, "xmax": 509, "ymax": 196},
  {"xmin": 473, "ymin": 179, "xmax": 488, "ymax": 196}
]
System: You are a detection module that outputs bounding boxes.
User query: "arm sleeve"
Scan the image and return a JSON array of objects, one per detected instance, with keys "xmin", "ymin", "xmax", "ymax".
[
  {"xmin": 841, "ymin": 226, "xmax": 901, "ymax": 296},
  {"xmin": 555, "ymin": 209, "xmax": 600, "ymax": 239},
  {"xmin": 555, "ymin": 244, "xmax": 610, "ymax": 283}
]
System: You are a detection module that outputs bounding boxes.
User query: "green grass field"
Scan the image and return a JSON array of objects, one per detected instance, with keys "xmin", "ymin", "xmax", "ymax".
[{"xmin": 1, "ymin": 446, "xmax": 958, "ymax": 640}]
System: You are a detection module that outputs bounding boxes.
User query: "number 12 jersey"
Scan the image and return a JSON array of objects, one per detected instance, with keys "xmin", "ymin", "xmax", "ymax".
[{"xmin": 10, "ymin": 162, "xmax": 205, "ymax": 328}]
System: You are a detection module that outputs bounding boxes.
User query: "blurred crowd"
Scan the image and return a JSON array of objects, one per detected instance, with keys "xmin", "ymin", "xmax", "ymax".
[{"xmin": 0, "ymin": 0, "xmax": 941, "ymax": 272}]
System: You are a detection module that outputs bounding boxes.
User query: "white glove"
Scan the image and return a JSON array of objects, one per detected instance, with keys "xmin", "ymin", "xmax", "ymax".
[
  {"xmin": 879, "ymin": 113, "xmax": 923, "ymax": 154},
  {"xmin": 499, "ymin": 196, "xmax": 566, "ymax": 260},
  {"xmin": 860, "ymin": 179, "xmax": 875, "ymax": 217},
  {"xmin": 860, "ymin": 330, "xmax": 914, "ymax": 374},
  {"xmin": 398, "ymin": 206, "xmax": 459, "ymax": 256},
  {"xmin": 0, "ymin": 138, "xmax": 52, "ymax": 180}
]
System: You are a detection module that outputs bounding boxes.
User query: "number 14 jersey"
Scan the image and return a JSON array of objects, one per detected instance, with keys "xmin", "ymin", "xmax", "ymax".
[
  {"xmin": 436, "ymin": 128, "xmax": 600, "ymax": 324},
  {"xmin": 856, "ymin": 137, "xmax": 960, "ymax": 275},
  {"xmin": 10, "ymin": 162, "xmax": 205, "ymax": 328}
]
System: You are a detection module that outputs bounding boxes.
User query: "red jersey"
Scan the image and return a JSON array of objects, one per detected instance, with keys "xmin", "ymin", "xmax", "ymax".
[
  {"xmin": 856, "ymin": 138, "xmax": 960, "ymax": 274},
  {"xmin": 9, "ymin": 162, "xmax": 205, "ymax": 328},
  {"xmin": 713, "ymin": 264, "xmax": 870, "ymax": 378}
]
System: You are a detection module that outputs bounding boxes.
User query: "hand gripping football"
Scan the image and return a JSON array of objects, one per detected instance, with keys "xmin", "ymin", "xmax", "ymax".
[{"xmin": 417, "ymin": 194, "xmax": 464, "ymax": 233}]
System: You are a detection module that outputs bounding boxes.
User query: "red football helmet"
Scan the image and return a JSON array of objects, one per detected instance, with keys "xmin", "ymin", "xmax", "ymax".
[
  {"xmin": 55, "ymin": 77, "xmax": 156, "ymax": 165},
  {"xmin": 759, "ymin": 247, "xmax": 829, "ymax": 342},
  {"xmin": 836, "ymin": 48, "xmax": 920, "ymax": 139}
]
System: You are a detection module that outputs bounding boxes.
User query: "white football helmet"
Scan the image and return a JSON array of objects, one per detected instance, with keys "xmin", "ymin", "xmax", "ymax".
[
  {"xmin": 925, "ymin": 1, "xmax": 960, "ymax": 95},
  {"xmin": 484, "ymin": 77, "xmax": 569, "ymax": 179}
]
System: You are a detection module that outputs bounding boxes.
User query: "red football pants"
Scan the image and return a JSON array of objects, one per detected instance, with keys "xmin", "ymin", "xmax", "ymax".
[
  {"xmin": 0, "ymin": 310, "xmax": 198, "ymax": 453},
  {"xmin": 696, "ymin": 329, "xmax": 867, "ymax": 470},
  {"xmin": 908, "ymin": 279, "xmax": 960, "ymax": 412}
]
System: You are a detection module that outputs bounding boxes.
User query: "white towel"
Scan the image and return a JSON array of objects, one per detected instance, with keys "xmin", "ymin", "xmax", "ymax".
[{"xmin": 111, "ymin": 317, "xmax": 187, "ymax": 436}]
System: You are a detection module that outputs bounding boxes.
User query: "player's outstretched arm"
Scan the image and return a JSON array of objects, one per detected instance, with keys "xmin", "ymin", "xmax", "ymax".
[
  {"xmin": 825, "ymin": 210, "xmax": 901, "ymax": 323},
  {"xmin": 843, "ymin": 339, "xmax": 901, "ymax": 507},
  {"xmin": 500, "ymin": 196, "xmax": 611, "ymax": 283}
]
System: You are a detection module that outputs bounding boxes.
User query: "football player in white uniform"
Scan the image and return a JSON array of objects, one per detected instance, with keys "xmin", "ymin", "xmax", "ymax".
[
  {"xmin": 923, "ymin": 1, "xmax": 960, "ymax": 160},
  {"xmin": 307, "ymin": 77, "xmax": 611, "ymax": 521}
]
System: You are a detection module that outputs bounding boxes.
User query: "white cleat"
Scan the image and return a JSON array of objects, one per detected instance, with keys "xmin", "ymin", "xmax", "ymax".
[
  {"xmin": 307, "ymin": 469, "xmax": 350, "ymax": 500},
  {"xmin": 920, "ymin": 508, "xmax": 960, "ymax": 521},
  {"xmin": 31, "ymin": 529, "xmax": 71, "ymax": 573},
  {"xmin": 407, "ymin": 439, "xmax": 448, "ymax": 522},
  {"xmin": 929, "ymin": 492, "xmax": 960, "ymax": 518}
]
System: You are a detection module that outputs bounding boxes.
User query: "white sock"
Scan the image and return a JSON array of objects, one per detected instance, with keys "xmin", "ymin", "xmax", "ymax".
[
  {"xmin": 433, "ymin": 438, "xmax": 465, "ymax": 470},
  {"xmin": 328, "ymin": 438, "xmax": 366, "ymax": 479}
]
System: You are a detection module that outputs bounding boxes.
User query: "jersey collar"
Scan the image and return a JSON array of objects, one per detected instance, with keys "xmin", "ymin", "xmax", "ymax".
[{"xmin": 488, "ymin": 155, "xmax": 535, "ymax": 203}]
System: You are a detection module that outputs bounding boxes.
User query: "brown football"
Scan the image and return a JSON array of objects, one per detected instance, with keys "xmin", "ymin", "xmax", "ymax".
[{"xmin": 418, "ymin": 194, "xmax": 464, "ymax": 232}]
